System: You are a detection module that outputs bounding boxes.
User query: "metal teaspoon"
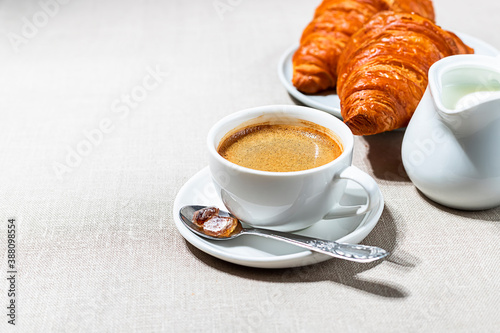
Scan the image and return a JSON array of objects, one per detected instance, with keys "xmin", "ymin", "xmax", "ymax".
[{"xmin": 179, "ymin": 205, "xmax": 389, "ymax": 263}]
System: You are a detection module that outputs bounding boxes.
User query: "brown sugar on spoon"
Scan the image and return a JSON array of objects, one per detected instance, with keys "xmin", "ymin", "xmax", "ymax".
[
  {"xmin": 192, "ymin": 206, "xmax": 219, "ymax": 226},
  {"xmin": 192, "ymin": 207, "xmax": 238, "ymax": 238}
]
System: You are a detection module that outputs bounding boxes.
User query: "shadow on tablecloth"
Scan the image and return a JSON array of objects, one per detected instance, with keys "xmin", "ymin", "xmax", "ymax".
[
  {"xmin": 185, "ymin": 204, "xmax": 415, "ymax": 299},
  {"xmin": 362, "ymin": 130, "xmax": 411, "ymax": 183}
]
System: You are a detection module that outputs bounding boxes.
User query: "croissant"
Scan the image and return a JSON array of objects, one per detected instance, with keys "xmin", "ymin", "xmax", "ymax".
[
  {"xmin": 336, "ymin": 12, "xmax": 474, "ymax": 135},
  {"xmin": 292, "ymin": 0, "xmax": 435, "ymax": 94}
]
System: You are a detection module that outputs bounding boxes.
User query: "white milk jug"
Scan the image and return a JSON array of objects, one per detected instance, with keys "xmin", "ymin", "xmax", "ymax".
[{"xmin": 402, "ymin": 54, "xmax": 500, "ymax": 210}]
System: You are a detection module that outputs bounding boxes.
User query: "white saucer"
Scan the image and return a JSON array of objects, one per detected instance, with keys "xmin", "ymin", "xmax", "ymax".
[
  {"xmin": 278, "ymin": 31, "xmax": 500, "ymax": 118},
  {"xmin": 173, "ymin": 167, "xmax": 384, "ymax": 269}
]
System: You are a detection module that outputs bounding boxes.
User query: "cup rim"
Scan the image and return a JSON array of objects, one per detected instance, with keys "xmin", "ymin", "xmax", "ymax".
[{"xmin": 207, "ymin": 105, "xmax": 354, "ymax": 177}]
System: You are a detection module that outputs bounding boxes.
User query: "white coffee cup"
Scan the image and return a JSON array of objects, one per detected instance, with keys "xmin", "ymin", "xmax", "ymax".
[{"xmin": 207, "ymin": 105, "xmax": 380, "ymax": 232}]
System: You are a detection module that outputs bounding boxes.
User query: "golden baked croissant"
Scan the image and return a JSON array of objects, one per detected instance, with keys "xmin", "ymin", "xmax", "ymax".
[
  {"xmin": 292, "ymin": 0, "xmax": 435, "ymax": 94},
  {"xmin": 336, "ymin": 12, "xmax": 474, "ymax": 135}
]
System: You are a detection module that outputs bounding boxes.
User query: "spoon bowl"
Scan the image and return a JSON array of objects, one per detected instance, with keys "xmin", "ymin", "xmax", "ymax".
[{"xmin": 179, "ymin": 205, "xmax": 389, "ymax": 263}]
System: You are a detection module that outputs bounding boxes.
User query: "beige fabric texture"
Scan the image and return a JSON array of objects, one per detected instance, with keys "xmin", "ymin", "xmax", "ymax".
[{"xmin": 0, "ymin": 0, "xmax": 499, "ymax": 332}]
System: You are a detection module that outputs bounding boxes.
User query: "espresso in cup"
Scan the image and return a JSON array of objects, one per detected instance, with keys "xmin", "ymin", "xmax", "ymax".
[
  {"xmin": 216, "ymin": 119, "xmax": 343, "ymax": 172},
  {"xmin": 208, "ymin": 106, "xmax": 380, "ymax": 231}
]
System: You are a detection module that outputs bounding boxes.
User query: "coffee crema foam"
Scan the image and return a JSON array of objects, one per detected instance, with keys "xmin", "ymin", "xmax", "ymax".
[{"xmin": 217, "ymin": 119, "xmax": 343, "ymax": 172}]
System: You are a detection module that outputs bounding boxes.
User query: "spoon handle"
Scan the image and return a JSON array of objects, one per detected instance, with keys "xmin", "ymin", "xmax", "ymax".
[{"xmin": 244, "ymin": 229, "xmax": 389, "ymax": 263}]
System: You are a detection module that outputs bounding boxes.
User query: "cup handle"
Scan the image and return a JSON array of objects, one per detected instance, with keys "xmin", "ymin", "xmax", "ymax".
[{"xmin": 323, "ymin": 166, "xmax": 380, "ymax": 219}]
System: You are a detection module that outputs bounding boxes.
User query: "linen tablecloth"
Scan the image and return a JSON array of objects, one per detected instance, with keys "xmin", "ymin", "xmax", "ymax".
[{"xmin": 0, "ymin": 0, "xmax": 499, "ymax": 332}]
